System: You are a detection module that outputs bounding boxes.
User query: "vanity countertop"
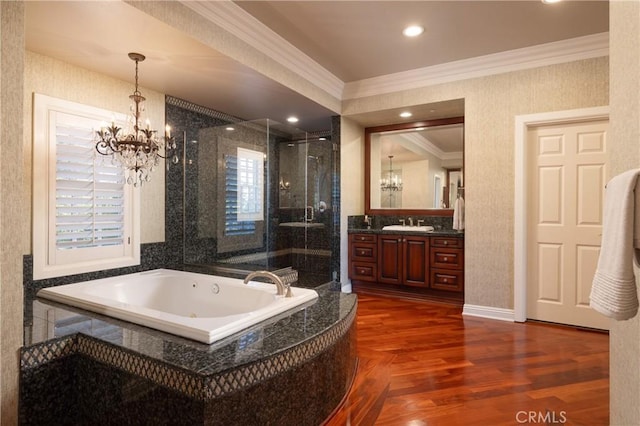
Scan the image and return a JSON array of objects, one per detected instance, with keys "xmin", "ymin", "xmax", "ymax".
[{"xmin": 348, "ymin": 227, "xmax": 464, "ymax": 238}]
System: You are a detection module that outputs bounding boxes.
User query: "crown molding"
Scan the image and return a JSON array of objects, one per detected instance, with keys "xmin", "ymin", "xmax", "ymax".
[
  {"xmin": 180, "ymin": 1, "xmax": 344, "ymax": 101},
  {"xmin": 343, "ymin": 32, "xmax": 609, "ymax": 100},
  {"xmin": 399, "ymin": 132, "xmax": 445, "ymax": 159},
  {"xmin": 177, "ymin": 2, "xmax": 608, "ymax": 104}
]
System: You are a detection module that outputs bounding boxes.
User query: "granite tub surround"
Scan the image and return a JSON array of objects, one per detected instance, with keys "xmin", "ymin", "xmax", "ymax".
[{"xmin": 20, "ymin": 283, "xmax": 357, "ymax": 425}]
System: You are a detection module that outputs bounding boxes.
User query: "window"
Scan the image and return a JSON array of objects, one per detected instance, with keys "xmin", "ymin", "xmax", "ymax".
[
  {"xmin": 224, "ymin": 154, "xmax": 257, "ymax": 236},
  {"xmin": 216, "ymin": 139, "xmax": 265, "ymax": 254},
  {"xmin": 33, "ymin": 94, "xmax": 140, "ymax": 280},
  {"xmin": 236, "ymin": 147, "xmax": 264, "ymax": 222}
]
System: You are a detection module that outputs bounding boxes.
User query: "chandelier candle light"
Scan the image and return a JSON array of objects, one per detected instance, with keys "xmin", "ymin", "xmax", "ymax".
[
  {"xmin": 95, "ymin": 52, "xmax": 175, "ymax": 186},
  {"xmin": 380, "ymin": 155, "xmax": 403, "ymax": 191}
]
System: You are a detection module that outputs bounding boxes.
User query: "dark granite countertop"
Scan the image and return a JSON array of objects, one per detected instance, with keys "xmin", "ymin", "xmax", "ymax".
[
  {"xmin": 348, "ymin": 227, "xmax": 464, "ymax": 238},
  {"xmin": 25, "ymin": 281, "xmax": 356, "ymax": 378}
]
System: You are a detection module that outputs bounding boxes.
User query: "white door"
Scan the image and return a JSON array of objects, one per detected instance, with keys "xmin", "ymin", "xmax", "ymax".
[{"xmin": 527, "ymin": 119, "xmax": 610, "ymax": 330}]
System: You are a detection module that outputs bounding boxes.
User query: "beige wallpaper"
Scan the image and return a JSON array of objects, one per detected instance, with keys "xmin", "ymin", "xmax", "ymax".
[
  {"xmin": 609, "ymin": 1, "xmax": 640, "ymax": 423},
  {"xmin": 23, "ymin": 52, "xmax": 166, "ymax": 253},
  {"xmin": 339, "ymin": 117, "xmax": 364, "ymax": 289},
  {"xmin": 343, "ymin": 56, "xmax": 609, "ymax": 309},
  {"xmin": 1, "ymin": 2, "xmax": 24, "ymax": 423}
]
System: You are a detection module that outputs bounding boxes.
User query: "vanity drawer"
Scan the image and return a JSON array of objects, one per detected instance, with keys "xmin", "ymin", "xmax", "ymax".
[
  {"xmin": 351, "ymin": 243, "xmax": 377, "ymax": 262},
  {"xmin": 350, "ymin": 262, "xmax": 377, "ymax": 282},
  {"xmin": 350, "ymin": 233, "xmax": 376, "ymax": 244},
  {"xmin": 430, "ymin": 247, "xmax": 464, "ymax": 270},
  {"xmin": 430, "ymin": 237, "xmax": 463, "ymax": 249},
  {"xmin": 430, "ymin": 269, "xmax": 464, "ymax": 292}
]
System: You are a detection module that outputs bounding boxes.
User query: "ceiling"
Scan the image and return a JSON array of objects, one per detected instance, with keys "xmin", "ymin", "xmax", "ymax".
[
  {"xmin": 24, "ymin": 1, "xmax": 609, "ymax": 133},
  {"xmin": 236, "ymin": 0, "xmax": 609, "ymax": 82}
]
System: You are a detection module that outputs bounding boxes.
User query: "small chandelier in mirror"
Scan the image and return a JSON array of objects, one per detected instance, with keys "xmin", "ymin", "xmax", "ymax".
[
  {"xmin": 95, "ymin": 52, "xmax": 175, "ymax": 186},
  {"xmin": 380, "ymin": 155, "xmax": 403, "ymax": 192}
]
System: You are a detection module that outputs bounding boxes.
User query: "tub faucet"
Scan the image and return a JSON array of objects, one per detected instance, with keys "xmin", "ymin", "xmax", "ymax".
[{"xmin": 243, "ymin": 271, "xmax": 293, "ymax": 297}]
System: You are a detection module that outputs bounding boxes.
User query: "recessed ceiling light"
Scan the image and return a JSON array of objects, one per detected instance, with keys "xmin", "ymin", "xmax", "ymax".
[
  {"xmin": 225, "ymin": 127, "xmax": 235, "ymax": 131},
  {"xmin": 403, "ymin": 25, "xmax": 424, "ymax": 37},
  {"xmin": 287, "ymin": 116, "xmax": 299, "ymax": 123},
  {"xmin": 319, "ymin": 137, "xmax": 327, "ymax": 141},
  {"xmin": 399, "ymin": 111, "xmax": 412, "ymax": 118},
  {"xmin": 541, "ymin": 0, "xmax": 562, "ymax": 3},
  {"xmin": 415, "ymin": 127, "xmax": 425, "ymax": 131}
]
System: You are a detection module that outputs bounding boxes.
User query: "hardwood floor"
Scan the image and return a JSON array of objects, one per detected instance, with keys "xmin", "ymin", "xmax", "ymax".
[{"xmin": 325, "ymin": 294, "xmax": 609, "ymax": 426}]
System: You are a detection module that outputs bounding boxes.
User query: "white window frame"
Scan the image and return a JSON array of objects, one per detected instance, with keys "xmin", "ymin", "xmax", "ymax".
[{"xmin": 33, "ymin": 94, "xmax": 140, "ymax": 280}]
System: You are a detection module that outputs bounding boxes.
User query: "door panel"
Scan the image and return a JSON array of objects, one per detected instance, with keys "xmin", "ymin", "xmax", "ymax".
[
  {"xmin": 403, "ymin": 237, "xmax": 429, "ymax": 287},
  {"xmin": 527, "ymin": 120, "xmax": 610, "ymax": 330},
  {"xmin": 378, "ymin": 235, "xmax": 402, "ymax": 285}
]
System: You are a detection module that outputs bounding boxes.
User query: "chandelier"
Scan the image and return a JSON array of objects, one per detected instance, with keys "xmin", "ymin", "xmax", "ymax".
[
  {"xmin": 95, "ymin": 52, "xmax": 175, "ymax": 186},
  {"xmin": 380, "ymin": 155, "xmax": 403, "ymax": 191}
]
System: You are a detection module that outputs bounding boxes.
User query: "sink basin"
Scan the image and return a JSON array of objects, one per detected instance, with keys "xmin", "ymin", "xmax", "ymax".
[{"xmin": 382, "ymin": 225, "xmax": 434, "ymax": 232}]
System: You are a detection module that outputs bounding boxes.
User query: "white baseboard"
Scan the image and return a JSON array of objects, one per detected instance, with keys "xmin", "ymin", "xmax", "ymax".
[{"xmin": 462, "ymin": 304, "xmax": 515, "ymax": 322}]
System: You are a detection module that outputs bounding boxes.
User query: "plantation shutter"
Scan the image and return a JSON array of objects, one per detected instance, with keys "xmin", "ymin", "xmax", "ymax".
[
  {"xmin": 55, "ymin": 112, "xmax": 126, "ymax": 250},
  {"xmin": 224, "ymin": 153, "xmax": 257, "ymax": 236}
]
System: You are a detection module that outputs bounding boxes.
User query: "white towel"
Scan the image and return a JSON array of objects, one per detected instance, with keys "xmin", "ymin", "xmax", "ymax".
[
  {"xmin": 590, "ymin": 168, "xmax": 640, "ymax": 320},
  {"xmin": 452, "ymin": 196, "xmax": 465, "ymax": 231}
]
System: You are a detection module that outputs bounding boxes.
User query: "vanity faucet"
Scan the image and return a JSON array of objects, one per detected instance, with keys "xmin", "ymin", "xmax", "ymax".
[
  {"xmin": 399, "ymin": 219, "xmax": 406, "ymax": 226},
  {"xmin": 417, "ymin": 219, "xmax": 425, "ymax": 226},
  {"xmin": 408, "ymin": 217, "xmax": 413, "ymax": 226},
  {"xmin": 243, "ymin": 271, "xmax": 293, "ymax": 297}
]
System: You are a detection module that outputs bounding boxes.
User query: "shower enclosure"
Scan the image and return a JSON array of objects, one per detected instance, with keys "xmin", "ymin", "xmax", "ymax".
[{"xmin": 179, "ymin": 117, "xmax": 336, "ymax": 287}]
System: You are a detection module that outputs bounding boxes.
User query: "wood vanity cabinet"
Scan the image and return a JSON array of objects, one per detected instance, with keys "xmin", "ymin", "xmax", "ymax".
[
  {"xmin": 349, "ymin": 232, "xmax": 464, "ymax": 303},
  {"xmin": 348, "ymin": 233, "xmax": 377, "ymax": 282},
  {"xmin": 378, "ymin": 234, "xmax": 429, "ymax": 287},
  {"xmin": 430, "ymin": 237, "xmax": 464, "ymax": 292}
]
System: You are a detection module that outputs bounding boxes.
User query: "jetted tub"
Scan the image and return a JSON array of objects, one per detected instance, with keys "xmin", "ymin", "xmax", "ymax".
[{"xmin": 36, "ymin": 269, "xmax": 319, "ymax": 344}]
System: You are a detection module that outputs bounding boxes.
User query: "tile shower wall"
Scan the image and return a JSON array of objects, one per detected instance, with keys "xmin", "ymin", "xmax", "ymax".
[
  {"xmin": 166, "ymin": 97, "xmax": 339, "ymax": 286},
  {"xmin": 165, "ymin": 96, "xmax": 238, "ymax": 265}
]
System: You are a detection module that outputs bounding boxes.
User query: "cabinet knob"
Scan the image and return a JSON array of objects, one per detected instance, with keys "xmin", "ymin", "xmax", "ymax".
[
  {"xmin": 443, "ymin": 257, "xmax": 448, "ymax": 262},
  {"xmin": 444, "ymin": 241, "xmax": 449, "ymax": 245},
  {"xmin": 360, "ymin": 237, "xmax": 365, "ymax": 241},
  {"xmin": 443, "ymin": 278, "xmax": 448, "ymax": 283}
]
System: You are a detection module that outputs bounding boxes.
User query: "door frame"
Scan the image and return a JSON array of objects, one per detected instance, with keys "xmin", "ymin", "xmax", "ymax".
[{"xmin": 514, "ymin": 106, "xmax": 609, "ymax": 322}]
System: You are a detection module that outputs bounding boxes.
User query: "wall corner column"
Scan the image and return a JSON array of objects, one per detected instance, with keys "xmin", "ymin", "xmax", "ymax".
[
  {"xmin": 609, "ymin": 0, "xmax": 640, "ymax": 424},
  {"xmin": 0, "ymin": 1, "xmax": 25, "ymax": 423}
]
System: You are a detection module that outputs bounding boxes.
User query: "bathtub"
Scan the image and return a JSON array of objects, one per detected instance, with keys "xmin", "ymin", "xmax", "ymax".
[{"xmin": 36, "ymin": 269, "xmax": 319, "ymax": 344}]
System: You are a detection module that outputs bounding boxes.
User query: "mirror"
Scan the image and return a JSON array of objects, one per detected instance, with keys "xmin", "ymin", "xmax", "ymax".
[{"xmin": 365, "ymin": 117, "xmax": 464, "ymax": 216}]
